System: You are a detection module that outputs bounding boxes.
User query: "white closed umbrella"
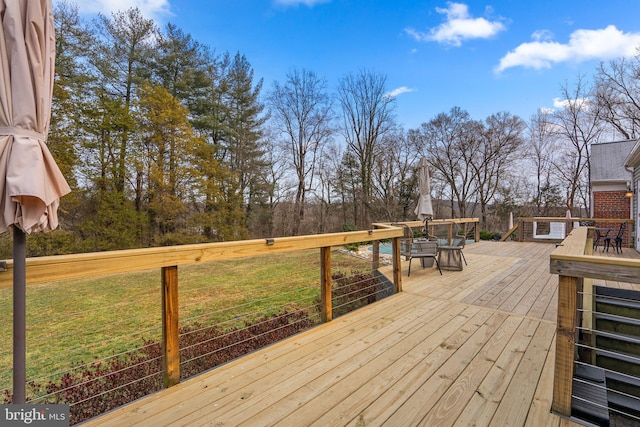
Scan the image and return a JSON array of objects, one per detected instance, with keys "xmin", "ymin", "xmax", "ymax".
[
  {"xmin": 0, "ymin": 0, "xmax": 71, "ymax": 403},
  {"xmin": 508, "ymin": 212, "xmax": 514, "ymax": 230},
  {"xmin": 414, "ymin": 158, "xmax": 433, "ymax": 221}
]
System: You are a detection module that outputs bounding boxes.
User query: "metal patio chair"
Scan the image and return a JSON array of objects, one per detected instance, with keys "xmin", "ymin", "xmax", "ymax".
[{"xmin": 397, "ymin": 224, "xmax": 442, "ymax": 276}]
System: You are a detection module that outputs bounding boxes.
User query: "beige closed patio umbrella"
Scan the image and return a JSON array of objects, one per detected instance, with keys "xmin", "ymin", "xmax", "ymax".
[
  {"xmin": 0, "ymin": 0, "xmax": 71, "ymax": 403},
  {"xmin": 414, "ymin": 157, "xmax": 433, "ymax": 221}
]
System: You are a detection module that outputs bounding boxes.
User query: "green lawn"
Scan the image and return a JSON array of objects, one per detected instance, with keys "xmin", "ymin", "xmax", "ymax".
[{"xmin": 0, "ymin": 247, "xmax": 373, "ymax": 393}]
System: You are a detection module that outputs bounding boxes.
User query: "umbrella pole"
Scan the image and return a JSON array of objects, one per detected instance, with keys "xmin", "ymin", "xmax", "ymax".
[{"xmin": 13, "ymin": 226, "xmax": 26, "ymax": 404}]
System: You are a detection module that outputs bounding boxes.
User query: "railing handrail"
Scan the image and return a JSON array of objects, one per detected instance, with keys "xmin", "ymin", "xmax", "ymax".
[
  {"xmin": 374, "ymin": 218, "xmax": 480, "ymax": 246},
  {"xmin": 522, "ymin": 216, "xmax": 632, "ymax": 223},
  {"xmin": 550, "ymin": 225, "xmax": 640, "ymax": 418},
  {"xmin": 550, "ymin": 226, "xmax": 640, "ymax": 284},
  {"xmin": 373, "ymin": 217, "xmax": 480, "ymax": 228},
  {"xmin": 0, "ymin": 228, "xmax": 404, "ymax": 288}
]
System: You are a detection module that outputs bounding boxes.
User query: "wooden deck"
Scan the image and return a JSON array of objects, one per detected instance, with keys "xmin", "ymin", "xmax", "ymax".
[{"xmin": 82, "ymin": 241, "xmax": 599, "ymax": 427}]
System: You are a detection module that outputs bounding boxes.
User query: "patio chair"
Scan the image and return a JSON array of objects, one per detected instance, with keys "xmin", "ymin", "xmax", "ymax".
[
  {"xmin": 604, "ymin": 222, "xmax": 626, "ymax": 253},
  {"xmin": 396, "ymin": 224, "xmax": 442, "ymax": 276},
  {"xmin": 452, "ymin": 233, "xmax": 468, "ymax": 266}
]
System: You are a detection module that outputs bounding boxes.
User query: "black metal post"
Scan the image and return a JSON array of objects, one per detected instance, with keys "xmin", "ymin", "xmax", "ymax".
[{"xmin": 13, "ymin": 226, "xmax": 26, "ymax": 404}]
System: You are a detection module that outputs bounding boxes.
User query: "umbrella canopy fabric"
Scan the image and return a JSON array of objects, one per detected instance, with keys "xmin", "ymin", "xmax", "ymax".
[
  {"xmin": 414, "ymin": 157, "xmax": 433, "ymax": 221},
  {"xmin": 0, "ymin": 0, "xmax": 70, "ymax": 234},
  {"xmin": 1, "ymin": 0, "xmax": 70, "ymax": 404}
]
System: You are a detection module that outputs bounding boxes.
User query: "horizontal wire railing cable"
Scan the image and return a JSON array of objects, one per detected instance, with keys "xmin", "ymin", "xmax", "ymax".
[
  {"xmin": 180, "ymin": 279, "xmax": 318, "ymax": 309},
  {"xmin": 178, "ymin": 268, "xmax": 323, "ymax": 302},
  {"xmin": 64, "ymin": 370, "xmax": 163, "ymax": 408},
  {"xmin": 333, "ymin": 292, "xmax": 387, "ymax": 312},
  {"xmin": 572, "ymin": 286, "xmax": 640, "ymax": 425},
  {"xmin": 569, "ymin": 393, "xmax": 640, "ymax": 425},
  {"xmin": 575, "ymin": 342, "xmax": 640, "ymax": 365},
  {"xmin": 577, "ymin": 309, "xmax": 638, "ymax": 326},
  {"xmin": 0, "ymin": 233, "xmax": 399, "ymax": 424},
  {"xmin": 180, "ymin": 305, "xmax": 316, "ymax": 351},
  {"xmin": 27, "ymin": 315, "xmax": 161, "ymax": 348},
  {"xmin": 179, "ymin": 300, "xmax": 321, "ymax": 352},
  {"xmin": 180, "ymin": 282, "xmax": 320, "ymax": 326},
  {"xmin": 575, "ymin": 362, "xmax": 640, "ymax": 400},
  {"xmin": 26, "ymin": 338, "xmax": 164, "ymax": 389},
  {"xmin": 181, "ymin": 310, "xmax": 317, "ymax": 363},
  {"xmin": 332, "ymin": 278, "xmax": 380, "ymax": 297},
  {"xmin": 179, "ymin": 308, "xmax": 320, "ymax": 367},
  {"xmin": 572, "ymin": 389, "xmax": 640, "ymax": 424},
  {"xmin": 29, "ymin": 353, "xmax": 164, "ymax": 403},
  {"xmin": 178, "ymin": 290, "xmax": 320, "ymax": 341},
  {"xmin": 576, "ymin": 326, "xmax": 640, "ymax": 347}
]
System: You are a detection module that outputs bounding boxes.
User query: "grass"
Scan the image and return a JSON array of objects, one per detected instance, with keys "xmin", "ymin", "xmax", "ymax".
[{"xmin": 0, "ymin": 247, "xmax": 373, "ymax": 393}]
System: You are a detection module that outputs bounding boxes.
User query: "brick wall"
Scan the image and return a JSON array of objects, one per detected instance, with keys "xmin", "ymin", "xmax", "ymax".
[{"xmin": 593, "ymin": 190, "xmax": 630, "ymax": 247}]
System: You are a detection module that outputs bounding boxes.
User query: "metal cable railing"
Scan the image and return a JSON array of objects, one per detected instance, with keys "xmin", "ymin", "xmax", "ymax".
[
  {"xmin": 571, "ymin": 286, "xmax": 640, "ymax": 426},
  {"xmin": 1, "ymin": 230, "xmax": 404, "ymax": 425}
]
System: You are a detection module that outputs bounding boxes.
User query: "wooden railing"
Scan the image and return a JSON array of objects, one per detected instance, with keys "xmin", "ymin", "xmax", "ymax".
[
  {"xmin": 517, "ymin": 217, "xmax": 633, "ymax": 245},
  {"xmin": 1, "ymin": 227, "xmax": 404, "ymax": 390},
  {"xmin": 374, "ymin": 218, "xmax": 480, "ymax": 244},
  {"xmin": 549, "ymin": 226, "xmax": 640, "ymax": 417}
]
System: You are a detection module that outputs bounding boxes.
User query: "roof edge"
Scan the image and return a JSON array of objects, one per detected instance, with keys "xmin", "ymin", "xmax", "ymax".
[{"xmin": 624, "ymin": 139, "xmax": 640, "ymax": 167}]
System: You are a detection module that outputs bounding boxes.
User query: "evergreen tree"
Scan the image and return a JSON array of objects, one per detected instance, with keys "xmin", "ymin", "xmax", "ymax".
[
  {"xmin": 136, "ymin": 83, "xmax": 202, "ymax": 241},
  {"xmin": 223, "ymin": 52, "xmax": 268, "ymax": 231}
]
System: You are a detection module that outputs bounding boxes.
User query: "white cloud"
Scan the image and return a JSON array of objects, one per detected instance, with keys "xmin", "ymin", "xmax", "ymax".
[
  {"xmin": 274, "ymin": 0, "xmax": 332, "ymax": 7},
  {"xmin": 496, "ymin": 25, "xmax": 640, "ymax": 73},
  {"xmin": 531, "ymin": 29, "xmax": 553, "ymax": 42},
  {"xmin": 405, "ymin": 2, "xmax": 506, "ymax": 47},
  {"xmin": 54, "ymin": 0, "xmax": 171, "ymax": 20},
  {"xmin": 553, "ymin": 97, "xmax": 590, "ymax": 110},
  {"xmin": 386, "ymin": 86, "xmax": 414, "ymax": 98}
]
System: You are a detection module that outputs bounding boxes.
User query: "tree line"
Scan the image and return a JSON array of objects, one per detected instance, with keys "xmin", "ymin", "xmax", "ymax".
[{"xmin": 15, "ymin": 3, "xmax": 640, "ymax": 255}]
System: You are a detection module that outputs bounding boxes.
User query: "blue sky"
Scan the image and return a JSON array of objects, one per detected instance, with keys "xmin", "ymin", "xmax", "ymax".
[{"xmin": 61, "ymin": 0, "xmax": 640, "ymax": 130}]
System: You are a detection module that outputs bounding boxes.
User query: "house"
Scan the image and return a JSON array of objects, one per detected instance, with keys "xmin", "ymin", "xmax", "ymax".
[
  {"xmin": 591, "ymin": 139, "xmax": 634, "ymax": 248},
  {"xmin": 623, "ymin": 139, "xmax": 640, "ymax": 250}
]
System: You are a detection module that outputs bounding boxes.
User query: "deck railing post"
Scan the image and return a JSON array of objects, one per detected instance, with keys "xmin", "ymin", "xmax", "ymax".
[
  {"xmin": 372, "ymin": 240, "xmax": 380, "ymax": 270},
  {"xmin": 392, "ymin": 237, "xmax": 402, "ymax": 293},
  {"xmin": 552, "ymin": 273, "xmax": 581, "ymax": 416},
  {"xmin": 518, "ymin": 219, "xmax": 523, "ymax": 242},
  {"xmin": 162, "ymin": 265, "xmax": 180, "ymax": 388},
  {"xmin": 320, "ymin": 246, "xmax": 332, "ymax": 322}
]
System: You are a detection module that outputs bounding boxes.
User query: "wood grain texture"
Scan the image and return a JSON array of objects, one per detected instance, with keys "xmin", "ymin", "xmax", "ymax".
[
  {"xmin": 320, "ymin": 246, "xmax": 332, "ymax": 323},
  {"xmin": 83, "ymin": 241, "xmax": 593, "ymax": 427},
  {"xmin": 551, "ymin": 274, "xmax": 579, "ymax": 416},
  {"xmin": 161, "ymin": 266, "xmax": 180, "ymax": 388},
  {"xmin": 0, "ymin": 228, "xmax": 404, "ymax": 287}
]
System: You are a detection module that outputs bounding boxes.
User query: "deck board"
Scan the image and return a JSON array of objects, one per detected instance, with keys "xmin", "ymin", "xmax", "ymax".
[{"xmin": 81, "ymin": 240, "xmax": 610, "ymax": 427}]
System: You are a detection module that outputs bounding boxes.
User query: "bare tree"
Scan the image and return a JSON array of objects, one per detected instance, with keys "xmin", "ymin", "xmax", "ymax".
[
  {"xmin": 314, "ymin": 143, "xmax": 343, "ymax": 233},
  {"xmin": 337, "ymin": 70, "xmax": 396, "ymax": 228},
  {"xmin": 551, "ymin": 77, "xmax": 604, "ymax": 213},
  {"xmin": 413, "ymin": 107, "xmax": 480, "ymax": 219},
  {"xmin": 370, "ymin": 131, "xmax": 418, "ymax": 221},
  {"xmin": 594, "ymin": 56, "xmax": 640, "ymax": 140},
  {"xmin": 472, "ymin": 112, "xmax": 526, "ymax": 226},
  {"xmin": 268, "ymin": 68, "xmax": 334, "ymax": 235},
  {"xmin": 526, "ymin": 109, "xmax": 558, "ymax": 214}
]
